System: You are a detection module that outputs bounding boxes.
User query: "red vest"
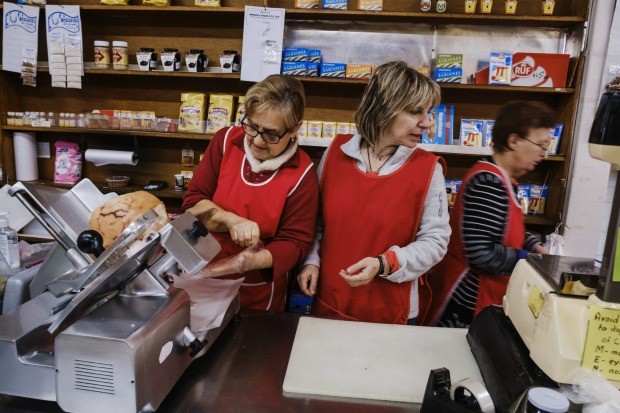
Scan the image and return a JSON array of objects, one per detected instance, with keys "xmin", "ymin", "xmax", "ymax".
[
  {"xmin": 212, "ymin": 127, "xmax": 314, "ymax": 311},
  {"xmin": 313, "ymin": 134, "xmax": 443, "ymax": 324},
  {"xmin": 420, "ymin": 160, "xmax": 524, "ymax": 325}
]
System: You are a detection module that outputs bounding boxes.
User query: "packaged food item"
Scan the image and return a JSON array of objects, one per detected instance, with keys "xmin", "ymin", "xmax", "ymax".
[
  {"xmin": 186, "ymin": 49, "xmax": 208, "ymax": 72},
  {"xmin": 205, "ymin": 94, "xmax": 234, "ymax": 134},
  {"xmin": 489, "ymin": 52, "xmax": 512, "ymax": 85},
  {"xmin": 141, "ymin": 111, "xmax": 157, "ymax": 131},
  {"xmin": 547, "ymin": 124, "xmax": 563, "ymax": 155},
  {"xmin": 307, "ymin": 121, "xmax": 323, "ymax": 138},
  {"xmin": 465, "ymin": 0, "xmax": 477, "ymax": 13},
  {"xmin": 297, "ymin": 121, "xmax": 308, "ymax": 139},
  {"xmin": 322, "ymin": 121, "xmax": 336, "ymax": 139},
  {"xmin": 282, "ymin": 48, "xmax": 309, "ymax": 62},
  {"xmin": 511, "ymin": 53, "xmax": 570, "ymax": 88},
  {"xmin": 234, "ymin": 96, "xmax": 246, "ymax": 126},
  {"xmin": 528, "ymin": 184, "xmax": 548, "ymax": 215},
  {"xmin": 182, "ymin": 144, "xmax": 194, "ymax": 167},
  {"xmin": 282, "ymin": 62, "xmax": 307, "ymax": 76},
  {"xmin": 336, "ymin": 122, "xmax": 350, "ymax": 135},
  {"xmin": 435, "ymin": 54, "xmax": 463, "ymax": 84},
  {"xmin": 308, "ymin": 49, "xmax": 322, "ymax": 63},
  {"xmin": 322, "ymin": 0, "xmax": 347, "ymax": 9},
  {"xmin": 295, "ymin": 0, "xmax": 320, "ymax": 7},
  {"xmin": 346, "ymin": 64, "xmax": 373, "ymax": 80},
  {"xmin": 436, "ymin": 0, "xmax": 447, "ymax": 12},
  {"xmin": 517, "ymin": 184, "xmax": 531, "ymax": 214},
  {"xmin": 179, "ymin": 92, "xmax": 206, "ymax": 133},
  {"xmin": 143, "ymin": 0, "xmax": 169, "ymax": 5},
  {"xmin": 421, "ymin": 0, "xmax": 431, "ymax": 11},
  {"xmin": 460, "ymin": 119, "xmax": 484, "ymax": 147},
  {"xmin": 358, "ymin": 0, "xmax": 382, "ymax": 10},
  {"xmin": 350, "ymin": 123, "xmax": 359, "ymax": 135},
  {"xmin": 445, "ymin": 179, "xmax": 461, "ymax": 208},
  {"xmin": 94, "ymin": 41, "xmax": 110, "ymax": 69},
  {"xmin": 120, "ymin": 110, "xmax": 133, "ymax": 130},
  {"xmin": 542, "ymin": 0, "xmax": 555, "ymax": 15},
  {"xmin": 505, "ymin": 0, "xmax": 517, "ymax": 14},
  {"xmin": 422, "ymin": 104, "xmax": 454, "ymax": 145},
  {"xmin": 136, "ymin": 48, "xmax": 157, "ymax": 71},
  {"xmin": 220, "ymin": 50, "xmax": 240, "ymax": 73},
  {"xmin": 100, "ymin": 0, "xmax": 127, "ymax": 4},
  {"xmin": 320, "ymin": 63, "xmax": 346, "ymax": 78},
  {"xmin": 181, "ymin": 170, "xmax": 193, "ymax": 189},
  {"xmin": 161, "ymin": 48, "xmax": 181, "ymax": 72},
  {"xmin": 112, "ymin": 41, "xmax": 129, "ymax": 70},
  {"xmin": 195, "ymin": 0, "xmax": 220, "ymax": 6},
  {"xmin": 483, "ymin": 120, "xmax": 495, "ymax": 147},
  {"xmin": 480, "ymin": 0, "xmax": 493, "ymax": 12},
  {"xmin": 54, "ymin": 140, "xmax": 82, "ymax": 185},
  {"xmin": 307, "ymin": 62, "xmax": 319, "ymax": 77}
]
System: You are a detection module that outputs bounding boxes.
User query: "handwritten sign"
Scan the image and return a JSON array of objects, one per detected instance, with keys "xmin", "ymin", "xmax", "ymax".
[
  {"xmin": 581, "ymin": 305, "xmax": 620, "ymax": 381},
  {"xmin": 527, "ymin": 285, "xmax": 544, "ymax": 319}
]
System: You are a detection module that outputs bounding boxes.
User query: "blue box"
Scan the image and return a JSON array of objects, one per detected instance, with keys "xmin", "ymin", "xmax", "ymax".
[
  {"xmin": 282, "ymin": 48, "xmax": 309, "ymax": 62},
  {"xmin": 282, "ymin": 61, "xmax": 307, "ymax": 76},
  {"xmin": 548, "ymin": 123, "xmax": 563, "ymax": 155},
  {"xmin": 320, "ymin": 63, "xmax": 346, "ymax": 78},
  {"xmin": 422, "ymin": 104, "xmax": 454, "ymax": 145},
  {"xmin": 308, "ymin": 49, "xmax": 322, "ymax": 63},
  {"xmin": 307, "ymin": 62, "xmax": 319, "ymax": 77},
  {"xmin": 483, "ymin": 120, "xmax": 495, "ymax": 147},
  {"xmin": 288, "ymin": 291, "xmax": 313, "ymax": 314},
  {"xmin": 322, "ymin": 0, "xmax": 347, "ymax": 9}
]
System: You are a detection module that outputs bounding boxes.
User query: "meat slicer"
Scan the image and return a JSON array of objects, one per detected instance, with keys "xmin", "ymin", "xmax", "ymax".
[
  {"xmin": 0, "ymin": 180, "xmax": 238, "ymax": 413},
  {"xmin": 501, "ymin": 89, "xmax": 620, "ymax": 386}
]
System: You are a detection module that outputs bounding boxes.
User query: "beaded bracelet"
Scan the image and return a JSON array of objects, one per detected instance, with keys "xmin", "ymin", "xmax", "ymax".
[{"xmin": 375, "ymin": 255, "xmax": 384, "ymax": 277}]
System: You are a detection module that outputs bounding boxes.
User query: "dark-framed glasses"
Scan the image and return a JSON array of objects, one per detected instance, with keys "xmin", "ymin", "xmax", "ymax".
[
  {"xmin": 521, "ymin": 136, "xmax": 550, "ymax": 152},
  {"xmin": 241, "ymin": 117, "xmax": 289, "ymax": 144}
]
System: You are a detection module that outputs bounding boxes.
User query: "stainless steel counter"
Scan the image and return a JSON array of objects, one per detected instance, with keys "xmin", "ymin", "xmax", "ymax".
[{"xmin": 0, "ymin": 310, "xmax": 421, "ymax": 413}]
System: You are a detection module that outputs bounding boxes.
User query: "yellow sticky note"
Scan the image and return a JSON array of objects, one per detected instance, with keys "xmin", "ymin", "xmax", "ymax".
[
  {"xmin": 581, "ymin": 306, "xmax": 620, "ymax": 381},
  {"xmin": 527, "ymin": 285, "xmax": 544, "ymax": 319},
  {"xmin": 614, "ymin": 229, "xmax": 620, "ymax": 282}
]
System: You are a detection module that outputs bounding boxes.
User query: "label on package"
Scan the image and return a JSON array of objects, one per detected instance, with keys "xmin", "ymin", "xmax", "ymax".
[
  {"xmin": 460, "ymin": 119, "xmax": 484, "ymax": 147},
  {"xmin": 282, "ymin": 61, "xmax": 307, "ymax": 76},
  {"xmin": 422, "ymin": 104, "xmax": 454, "ymax": 145},
  {"xmin": 548, "ymin": 123, "xmax": 563, "ymax": 155},
  {"xmin": 322, "ymin": 0, "xmax": 347, "ymax": 9},
  {"xmin": 306, "ymin": 62, "xmax": 319, "ymax": 77},
  {"xmin": 346, "ymin": 64, "xmax": 372, "ymax": 80},
  {"xmin": 484, "ymin": 120, "xmax": 495, "ymax": 147},
  {"xmin": 282, "ymin": 48, "xmax": 309, "ymax": 62},
  {"xmin": 435, "ymin": 54, "xmax": 463, "ymax": 83},
  {"xmin": 308, "ymin": 49, "xmax": 322, "ymax": 63},
  {"xmin": 489, "ymin": 52, "xmax": 513, "ymax": 85},
  {"xmin": 320, "ymin": 63, "xmax": 346, "ymax": 78}
]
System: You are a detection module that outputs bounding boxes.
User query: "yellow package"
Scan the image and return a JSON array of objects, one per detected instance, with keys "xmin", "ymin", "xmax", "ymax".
[
  {"xmin": 120, "ymin": 110, "xmax": 133, "ymax": 130},
  {"xmin": 195, "ymin": 0, "xmax": 220, "ymax": 6},
  {"xmin": 179, "ymin": 92, "xmax": 207, "ymax": 133},
  {"xmin": 205, "ymin": 94, "xmax": 234, "ymax": 134},
  {"xmin": 141, "ymin": 111, "xmax": 156, "ymax": 131},
  {"xmin": 100, "ymin": 0, "xmax": 128, "ymax": 4},
  {"xmin": 143, "ymin": 0, "xmax": 169, "ymax": 5},
  {"xmin": 234, "ymin": 96, "xmax": 246, "ymax": 126}
]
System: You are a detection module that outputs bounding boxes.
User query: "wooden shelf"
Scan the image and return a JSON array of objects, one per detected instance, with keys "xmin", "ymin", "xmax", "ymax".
[
  {"xmin": 26, "ymin": 179, "xmax": 187, "ymax": 199},
  {"xmin": 2, "ymin": 125, "xmax": 212, "ymax": 141}
]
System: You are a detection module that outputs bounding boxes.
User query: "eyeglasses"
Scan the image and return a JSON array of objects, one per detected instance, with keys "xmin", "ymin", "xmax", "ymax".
[
  {"xmin": 241, "ymin": 117, "xmax": 289, "ymax": 144},
  {"xmin": 521, "ymin": 136, "xmax": 550, "ymax": 152}
]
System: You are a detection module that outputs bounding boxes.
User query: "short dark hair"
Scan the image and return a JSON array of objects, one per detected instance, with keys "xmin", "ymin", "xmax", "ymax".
[{"xmin": 492, "ymin": 101, "xmax": 557, "ymax": 153}]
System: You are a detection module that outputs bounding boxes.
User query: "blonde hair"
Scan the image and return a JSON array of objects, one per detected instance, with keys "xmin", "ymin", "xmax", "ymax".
[
  {"xmin": 354, "ymin": 61, "xmax": 441, "ymax": 146},
  {"xmin": 244, "ymin": 74, "xmax": 305, "ymax": 131}
]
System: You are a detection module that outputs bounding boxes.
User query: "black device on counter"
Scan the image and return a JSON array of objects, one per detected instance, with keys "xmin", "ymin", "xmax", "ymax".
[{"xmin": 144, "ymin": 181, "xmax": 168, "ymax": 191}]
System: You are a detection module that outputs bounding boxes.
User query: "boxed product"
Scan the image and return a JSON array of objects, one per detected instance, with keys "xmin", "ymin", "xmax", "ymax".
[
  {"xmin": 445, "ymin": 179, "xmax": 461, "ymax": 208},
  {"xmin": 205, "ymin": 94, "xmax": 235, "ymax": 134},
  {"xmin": 298, "ymin": 121, "xmax": 308, "ymax": 139},
  {"xmin": 307, "ymin": 62, "xmax": 319, "ymax": 77},
  {"xmin": 548, "ymin": 123, "xmax": 563, "ymax": 155},
  {"xmin": 282, "ymin": 61, "xmax": 307, "ymax": 76},
  {"xmin": 489, "ymin": 52, "xmax": 512, "ymax": 85},
  {"xmin": 346, "ymin": 64, "xmax": 373, "ymax": 80},
  {"xmin": 336, "ymin": 122, "xmax": 350, "ymax": 135},
  {"xmin": 295, "ymin": 0, "xmax": 320, "ymax": 7},
  {"xmin": 528, "ymin": 184, "xmax": 548, "ymax": 215},
  {"xmin": 120, "ymin": 110, "xmax": 133, "ymax": 130},
  {"xmin": 511, "ymin": 53, "xmax": 570, "ymax": 88},
  {"xmin": 307, "ymin": 120, "xmax": 322, "ymax": 138},
  {"xmin": 422, "ymin": 104, "xmax": 454, "ymax": 145},
  {"xmin": 320, "ymin": 63, "xmax": 346, "ymax": 78},
  {"xmin": 179, "ymin": 92, "xmax": 206, "ymax": 133},
  {"xmin": 517, "ymin": 184, "xmax": 531, "ymax": 215},
  {"xmin": 131, "ymin": 111, "xmax": 142, "ymax": 130},
  {"xmin": 322, "ymin": 121, "xmax": 336, "ymax": 139},
  {"xmin": 54, "ymin": 140, "xmax": 82, "ymax": 185},
  {"xmin": 434, "ymin": 54, "xmax": 463, "ymax": 84},
  {"xmin": 141, "ymin": 111, "xmax": 156, "ymax": 131},
  {"xmin": 282, "ymin": 48, "xmax": 309, "ymax": 62},
  {"xmin": 483, "ymin": 120, "xmax": 495, "ymax": 147},
  {"xmin": 358, "ymin": 0, "xmax": 382, "ymax": 10},
  {"xmin": 350, "ymin": 123, "xmax": 359, "ymax": 135},
  {"xmin": 460, "ymin": 119, "xmax": 484, "ymax": 147},
  {"xmin": 308, "ymin": 49, "xmax": 322, "ymax": 63},
  {"xmin": 322, "ymin": 0, "xmax": 347, "ymax": 9}
]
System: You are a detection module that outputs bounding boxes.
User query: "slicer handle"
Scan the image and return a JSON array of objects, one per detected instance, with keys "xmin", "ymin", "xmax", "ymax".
[
  {"xmin": 77, "ymin": 230, "xmax": 106, "ymax": 257},
  {"xmin": 182, "ymin": 326, "xmax": 208, "ymax": 357},
  {"xmin": 189, "ymin": 220, "xmax": 209, "ymax": 239}
]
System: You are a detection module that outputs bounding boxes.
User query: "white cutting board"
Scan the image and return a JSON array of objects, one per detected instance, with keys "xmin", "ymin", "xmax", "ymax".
[{"xmin": 283, "ymin": 316, "xmax": 483, "ymax": 404}]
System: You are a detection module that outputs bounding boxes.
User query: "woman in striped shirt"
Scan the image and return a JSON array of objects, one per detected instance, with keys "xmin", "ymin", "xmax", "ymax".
[{"xmin": 423, "ymin": 101, "xmax": 556, "ymax": 328}]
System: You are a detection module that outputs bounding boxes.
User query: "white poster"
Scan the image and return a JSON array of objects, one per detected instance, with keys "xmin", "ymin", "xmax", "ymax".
[
  {"xmin": 240, "ymin": 6, "xmax": 285, "ymax": 83},
  {"xmin": 2, "ymin": 2, "xmax": 39, "ymax": 74}
]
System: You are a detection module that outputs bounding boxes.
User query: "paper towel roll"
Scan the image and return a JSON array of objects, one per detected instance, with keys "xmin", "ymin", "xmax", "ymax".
[
  {"xmin": 13, "ymin": 132, "xmax": 39, "ymax": 181},
  {"xmin": 84, "ymin": 149, "xmax": 138, "ymax": 166}
]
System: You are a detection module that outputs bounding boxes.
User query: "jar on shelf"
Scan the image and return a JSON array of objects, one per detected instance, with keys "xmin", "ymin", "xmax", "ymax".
[
  {"xmin": 7, "ymin": 112, "xmax": 15, "ymax": 126},
  {"xmin": 220, "ymin": 50, "xmax": 240, "ymax": 73},
  {"xmin": 161, "ymin": 48, "xmax": 181, "ymax": 72},
  {"xmin": 137, "ymin": 47, "xmax": 158, "ymax": 71},
  {"xmin": 112, "ymin": 41, "xmax": 129, "ymax": 70},
  {"xmin": 186, "ymin": 49, "xmax": 208, "ymax": 72},
  {"xmin": 94, "ymin": 40, "xmax": 111, "ymax": 69}
]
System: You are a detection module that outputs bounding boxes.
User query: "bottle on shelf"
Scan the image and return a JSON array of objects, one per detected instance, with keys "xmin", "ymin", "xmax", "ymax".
[{"xmin": 0, "ymin": 212, "xmax": 20, "ymax": 269}]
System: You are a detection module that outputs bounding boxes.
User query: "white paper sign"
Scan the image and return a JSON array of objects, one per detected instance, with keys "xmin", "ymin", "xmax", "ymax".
[
  {"xmin": 2, "ymin": 2, "xmax": 40, "ymax": 74},
  {"xmin": 241, "ymin": 6, "xmax": 285, "ymax": 83}
]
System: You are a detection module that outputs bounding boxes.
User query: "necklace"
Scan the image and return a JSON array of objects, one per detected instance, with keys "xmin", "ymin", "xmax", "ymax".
[{"xmin": 366, "ymin": 144, "xmax": 393, "ymax": 173}]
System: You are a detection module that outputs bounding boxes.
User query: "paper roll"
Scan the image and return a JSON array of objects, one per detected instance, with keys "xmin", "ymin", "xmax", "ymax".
[
  {"xmin": 13, "ymin": 132, "xmax": 39, "ymax": 181},
  {"xmin": 84, "ymin": 149, "xmax": 138, "ymax": 166}
]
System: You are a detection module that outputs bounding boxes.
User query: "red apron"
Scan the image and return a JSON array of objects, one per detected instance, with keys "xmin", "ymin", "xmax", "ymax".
[
  {"xmin": 212, "ymin": 127, "xmax": 314, "ymax": 311},
  {"xmin": 421, "ymin": 160, "xmax": 524, "ymax": 325},
  {"xmin": 313, "ymin": 134, "xmax": 443, "ymax": 324}
]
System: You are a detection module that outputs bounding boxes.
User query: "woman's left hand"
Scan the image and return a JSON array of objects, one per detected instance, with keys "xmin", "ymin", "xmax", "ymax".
[{"xmin": 339, "ymin": 257, "xmax": 379, "ymax": 287}]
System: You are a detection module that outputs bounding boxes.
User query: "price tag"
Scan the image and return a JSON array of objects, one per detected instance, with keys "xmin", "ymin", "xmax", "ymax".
[
  {"xmin": 581, "ymin": 305, "xmax": 620, "ymax": 381},
  {"xmin": 527, "ymin": 285, "xmax": 544, "ymax": 319}
]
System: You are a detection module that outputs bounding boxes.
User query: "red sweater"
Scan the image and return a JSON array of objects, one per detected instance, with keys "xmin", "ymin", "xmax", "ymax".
[{"xmin": 183, "ymin": 127, "xmax": 319, "ymax": 281}]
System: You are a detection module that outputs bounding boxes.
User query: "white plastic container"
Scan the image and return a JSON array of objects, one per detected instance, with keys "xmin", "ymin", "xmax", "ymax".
[
  {"xmin": 0, "ymin": 212, "xmax": 20, "ymax": 269},
  {"xmin": 94, "ymin": 40, "xmax": 111, "ymax": 68},
  {"xmin": 112, "ymin": 41, "xmax": 129, "ymax": 70}
]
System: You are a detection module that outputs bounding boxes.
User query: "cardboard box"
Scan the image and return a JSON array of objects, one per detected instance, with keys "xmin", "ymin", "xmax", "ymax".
[
  {"xmin": 460, "ymin": 119, "xmax": 484, "ymax": 146},
  {"xmin": 548, "ymin": 123, "xmax": 563, "ymax": 155},
  {"xmin": 511, "ymin": 53, "xmax": 570, "ymax": 88},
  {"xmin": 422, "ymin": 104, "xmax": 454, "ymax": 144},
  {"xmin": 489, "ymin": 52, "xmax": 512, "ymax": 85},
  {"xmin": 282, "ymin": 62, "xmax": 307, "ymax": 76},
  {"xmin": 435, "ymin": 54, "xmax": 463, "ymax": 84},
  {"xmin": 320, "ymin": 63, "xmax": 346, "ymax": 78},
  {"xmin": 346, "ymin": 64, "xmax": 373, "ymax": 80}
]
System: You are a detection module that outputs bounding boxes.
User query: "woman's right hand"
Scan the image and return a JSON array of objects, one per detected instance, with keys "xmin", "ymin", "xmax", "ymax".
[
  {"xmin": 297, "ymin": 264, "xmax": 319, "ymax": 297},
  {"xmin": 229, "ymin": 217, "xmax": 260, "ymax": 247}
]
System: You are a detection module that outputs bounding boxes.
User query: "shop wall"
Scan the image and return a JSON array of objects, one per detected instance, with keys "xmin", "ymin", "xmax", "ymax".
[{"xmin": 563, "ymin": 0, "xmax": 617, "ymax": 259}]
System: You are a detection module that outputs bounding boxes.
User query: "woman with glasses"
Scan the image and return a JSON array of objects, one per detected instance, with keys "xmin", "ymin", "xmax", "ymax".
[
  {"xmin": 182, "ymin": 74, "xmax": 319, "ymax": 311},
  {"xmin": 423, "ymin": 100, "xmax": 555, "ymax": 328},
  {"xmin": 296, "ymin": 61, "xmax": 451, "ymax": 325}
]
